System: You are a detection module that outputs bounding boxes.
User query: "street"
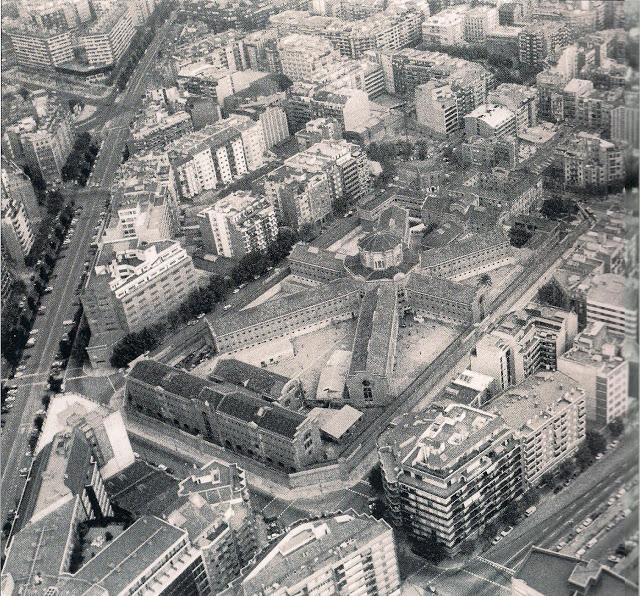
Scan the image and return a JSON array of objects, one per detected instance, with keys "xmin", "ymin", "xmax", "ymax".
[{"xmin": 0, "ymin": 14, "xmax": 174, "ymax": 552}]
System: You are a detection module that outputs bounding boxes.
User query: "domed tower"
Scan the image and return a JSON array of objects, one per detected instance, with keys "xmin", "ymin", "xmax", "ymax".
[{"xmin": 357, "ymin": 230, "xmax": 403, "ymax": 271}]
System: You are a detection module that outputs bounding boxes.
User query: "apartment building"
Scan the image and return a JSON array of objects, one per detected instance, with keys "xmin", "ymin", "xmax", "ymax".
[
  {"xmin": 405, "ymin": 272, "xmax": 484, "ymax": 325},
  {"xmin": 284, "ymin": 139, "xmax": 370, "ymax": 204},
  {"xmin": 231, "ymin": 102, "xmax": 289, "ymax": 150},
  {"xmin": 586, "ymin": 273, "xmax": 638, "ymax": 339},
  {"xmin": 233, "ymin": 513, "xmax": 400, "ymax": 595},
  {"xmin": 197, "ymin": 191, "xmax": 278, "ymax": 258},
  {"xmin": 167, "ymin": 115, "xmax": 266, "ymax": 199},
  {"xmin": 1, "ymin": 188, "xmax": 34, "ymax": 268},
  {"xmin": 487, "ymin": 83, "xmax": 538, "ymax": 134},
  {"xmin": 288, "ymin": 242, "xmax": 346, "ymax": 284},
  {"xmin": 435, "ymin": 368, "xmax": 496, "ymax": 408},
  {"xmin": 295, "ymin": 117, "xmax": 342, "ymax": 150},
  {"xmin": 1, "ymin": 158, "xmax": 40, "ymax": 223},
  {"xmin": 171, "ymin": 30, "xmax": 248, "ymax": 74},
  {"xmin": 277, "ymin": 33, "xmax": 340, "ymax": 81},
  {"xmin": 419, "ymin": 232, "xmax": 514, "ymax": 281},
  {"xmin": 346, "ymin": 284, "xmax": 398, "ymax": 407},
  {"xmin": 309, "ymin": 87, "xmax": 371, "ymax": 134},
  {"xmin": 209, "ymin": 278, "xmax": 362, "ymax": 353},
  {"xmin": 5, "ymin": 26, "xmax": 74, "ymax": 68},
  {"xmin": 77, "ymin": 4, "xmax": 135, "ymax": 66},
  {"xmin": 4, "ymin": 98, "xmax": 74, "ymax": 184},
  {"xmin": 518, "ymin": 23, "xmax": 569, "ymax": 67},
  {"xmin": 463, "ymin": 5, "xmax": 498, "ymax": 42},
  {"xmin": 82, "ymin": 240, "xmax": 198, "ymax": 366},
  {"xmin": 558, "ymin": 322, "xmax": 629, "ymax": 428},
  {"xmin": 104, "ymin": 154, "xmax": 180, "ymax": 245},
  {"xmin": 130, "ymin": 110, "xmax": 194, "ymax": 154},
  {"xmin": 126, "ymin": 359, "xmax": 324, "ymax": 472},
  {"xmin": 471, "ymin": 304, "xmax": 579, "ymax": 389},
  {"xmin": 415, "ymin": 80, "xmax": 459, "ymax": 138},
  {"xmin": 270, "ymin": 8, "xmax": 423, "ymax": 59},
  {"xmin": 488, "ymin": 371, "xmax": 586, "ymax": 487},
  {"xmin": 378, "ymin": 402, "xmax": 522, "ymax": 554},
  {"xmin": 486, "ymin": 26, "xmax": 522, "ymax": 63},
  {"xmin": 1, "ymin": 248, "xmax": 15, "ymax": 310},
  {"xmin": 554, "ymin": 132, "xmax": 625, "ymax": 191},
  {"xmin": 464, "ymin": 104, "xmax": 517, "ymax": 139},
  {"xmin": 263, "ymin": 165, "xmax": 333, "ymax": 230},
  {"xmin": 171, "ymin": 461, "xmax": 258, "ymax": 594},
  {"xmin": 421, "ymin": 4, "xmax": 467, "ymax": 47},
  {"xmin": 611, "ymin": 91, "xmax": 639, "ymax": 148}
]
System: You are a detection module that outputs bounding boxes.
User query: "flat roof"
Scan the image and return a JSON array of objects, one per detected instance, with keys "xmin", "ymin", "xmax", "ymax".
[{"xmin": 308, "ymin": 405, "xmax": 363, "ymax": 440}]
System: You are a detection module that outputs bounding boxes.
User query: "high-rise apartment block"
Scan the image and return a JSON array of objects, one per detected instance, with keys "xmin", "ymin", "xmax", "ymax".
[
  {"xmin": 488, "ymin": 371, "xmax": 586, "ymax": 487},
  {"xmin": 3, "ymin": 97, "xmax": 74, "ymax": 184},
  {"xmin": 463, "ymin": 5, "xmax": 498, "ymax": 42},
  {"xmin": 263, "ymin": 165, "xmax": 333, "ymax": 230},
  {"xmin": 464, "ymin": 104, "xmax": 517, "ymax": 139},
  {"xmin": 284, "ymin": 139, "xmax": 370, "ymax": 204},
  {"xmin": 197, "ymin": 191, "xmax": 278, "ymax": 258},
  {"xmin": 232, "ymin": 102, "xmax": 290, "ymax": 150},
  {"xmin": 1, "ymin": 158, "xmax": 40, "ymax": 223},
  {"xmin": 295, "ymin": 117, "xmax": 342, "ymax": 150},
  {"xmin": 415, "ymin": 80, "xmax": 459, "ymax": 138},
  {"xmin": 5, "ymin": 26, "xmax": 75, "ymax": 68},
  {"xmin": 378, "ymin": 402, "xmax": 522, "ymax": 554},
  {"xmin": 167, "ymin": 115, "xmax": 266, "ymax": 199},
  {"xmin": 77, "ymin": 4, "xmax": 135, "ymax": 66},
  {"xmin": 558, "ymin": 322, "xmax": 629, "ymax": 428},
  {"xmin": 231, "ymin": 512, "xmax": 401, "ymax": 595},
  {"xmin": 487, "ymin": 83, "xmax": 538, "ymax": 134},
  {"xmin": 82, "ymin": 240, "xmax": 198, "ymax": 366},
  {"xmin": 518, "ymin": 23, "xmax": 569, "ymax": 67},
  {"xmin": 585, "ymin": 273, "xmax": 638, "ymax": 339},
  {"xmin": 1, "ymin": 188, "xmax": 34, "ymax": 268},
  {"xmin": 130, "ymin": 109, "xmax": 194, "ymax": 154},
  {"xmin": 421, "ymin": 4, "xmax": 467, "ymax": 47},
  {"xmin": 277, "ymin": 33, "xmax": 340, "ymax": 81}
]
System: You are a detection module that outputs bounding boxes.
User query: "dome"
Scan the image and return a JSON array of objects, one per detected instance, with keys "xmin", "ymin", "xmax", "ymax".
[{"xmin": 358, "ymin": 231, "xmax": 401, "ymax": 253}]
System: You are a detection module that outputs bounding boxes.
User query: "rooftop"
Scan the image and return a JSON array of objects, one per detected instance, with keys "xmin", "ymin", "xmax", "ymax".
[
  {"xmin": 406, "ymin": 272, "xmax": 478, "ymax": 305},
  {"xmin": 466, "ymin": 104, "xmax": 515, "ymax": 128},
  {"xmin": 349, "ymin": 285, "xmax": 397, "ymax": 377},
  {"xmin": 489, "ymin": 371, "xmax": 585, "ymax": 434},
  {"xmin": 210, "ymin": 358, "xmax": 291, "ymax": 401},
  {"xmin": 288, "ymin": 243, "xmax": 346, "ymax": 275},
  {"xmin": 308, "ymin": 405, "xmax": 363, "ymax": 441},
  {"xmin": 587, "ymin": 273, "xmax": 638, "ymax": 312},
  {"xmin": 420, "ymin": 230, "xmax": 509, "ymax": 267},
  {"xmin": 513, "ymin": 546, "xmax": 637, "ymax": 596}
]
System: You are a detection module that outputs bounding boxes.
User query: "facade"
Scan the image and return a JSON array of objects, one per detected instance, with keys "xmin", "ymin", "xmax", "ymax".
[
  {"xmin": 5, "ymin": 27, "xmax": 74, "ymax": 68},
  {"xmin": 421, "ymin": 5, "xmax": 467, "ymax": 47},
  {"xmin": 406, "ymin": 273, "xmax": 484, "ymax": 325},
  {"xmin": 82, "ymin": 240, "xmax": 199, "ymax": 366},
  {"xmin": 558, "ymin": 322, "xmax": 629, "ymax": 428},
  {"xmin": 126, "ymin": 359, "xmax": 324, "ymax": 472},
  {"xmin": 209, "ymin": 278, "xmax": 362, "ymax": 353},
  {"xmin": 197, "ymin": 191, "xmax": 278, "ymax": 258},
  {"xmin": 277, "ymin": 33, "xmax": 340, "ymax": 81},
  {"xmin": 419, "ymin": 232, "xmax": 514, "ymax": 281},
  {"xmin": 77, "ymin": 4, "xmax": 135, "ymax": 66},
  {"xmin": 1, "ymin": 159, "xmax": 40, "ymax": 223},
  {"xmin": 487, "ymin": 84, "xmax": 537, "ymax": 134},
  {"xmin": 284, "ymin": 139, "xmax": 370, "ymax": 204},
  {"xmin": 378, "ymin": 402, "xmax": 522, "ymax": 554},
  {"xmin": 1, "ymin": 188, "xmax": 34, "ymax": 268},
  {"xmin": 263, "ymin": 165, "xmax": 333, "ymax": 231},
  {"xmin": 234, "ymin": 512, "xmax": 400, "ymax": 596},
  {"xmin": 415, "ymin": 80, "xmax": 459, "ymax": 138},
  {"xmin": 167, "ymin": 115, "xmax": 266, "ymax": 199},
  {"xmin": 309, "ymin": 88, "xmax": 371, "ymax": 134},
  {"xmin": 295, "ymin": 117, "xmax": 342, "ymax": 150},
  {"xmin": 488, "ymin": 371, "xmax": 586, "ymax": 487},
  {"xmin": 346, "ymin": 284, "xmax": 398, "ymax": 407},
  {"xmin": 586, "ymin": 273, "xmax": 638, "ymax": 339},
  {"xmin": 232, "ymin": 103, "xmax": 290, "ymax": 150},
  {"xmin": 4, "ymin": 99, "xmax": 74, "ymax": 184},
  {"xmin": 463, "ymin": 6, "xmax": 498, "ymax": 42}
]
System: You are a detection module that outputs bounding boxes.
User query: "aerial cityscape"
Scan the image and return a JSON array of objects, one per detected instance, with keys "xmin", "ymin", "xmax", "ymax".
[{"xmin": 0, "ymin": 0, "xmax": 638, "ymax": 593}]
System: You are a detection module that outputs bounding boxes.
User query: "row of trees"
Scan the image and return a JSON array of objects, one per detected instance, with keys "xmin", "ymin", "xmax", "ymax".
[
  {"xmin": 114, "ymin": 2, "xmax": 171, "ymax": 91},
  {"xmin": 61, "ymin": 132, "xmax": 99, "ymax": 186},
  {"xmin": 537, "ymin": 278, "xmax": 572, "ymax": 310},
  {"xmin": 110, "ymin": 229, "xmax": 299, "ymax": 368}
]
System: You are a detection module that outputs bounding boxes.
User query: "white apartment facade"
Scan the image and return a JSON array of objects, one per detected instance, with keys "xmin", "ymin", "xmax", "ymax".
[
  {"xmin": 1, "ymin": 191, "xmax": 34, "ymax": 268},
  {"xmin": 421, "ymin": 5, "xmax": 467, "ymax": 47},
  {"xmin": 415, "ymin": 81, "xmax": 459, "ymax": 137},
  {"xmin": 77, "ymin": 4, "xmax": 135, "ymax": 66}
]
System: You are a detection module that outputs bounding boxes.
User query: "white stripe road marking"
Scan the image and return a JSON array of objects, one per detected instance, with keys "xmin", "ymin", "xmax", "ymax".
[{"xmin": 459, "ymin": 569, "xmax": 510, "ymax": 592}]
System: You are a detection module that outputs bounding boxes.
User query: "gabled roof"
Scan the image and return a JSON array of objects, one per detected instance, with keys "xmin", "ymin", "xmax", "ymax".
[{"xmin": 211, "ymin": 358, "xmax": 291, "ymax": 401}]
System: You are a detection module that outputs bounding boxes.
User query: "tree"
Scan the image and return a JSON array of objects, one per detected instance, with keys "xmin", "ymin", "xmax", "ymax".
[
  {"xmin": 537, "ymin": 279, "xmax": 570, "ymax": 310},
  {"xmin": 541, "ymin": 198, "xmax": 577, "ymax": 219},
  {"xmin": 509, "ymin": 225, "xmax": 533, "ymax": 248},
  {"xmin": 586, "ymin": 431, "xmax": 607, "ymax": 456},
  {"xmin": 368, "ymin": 465, "xmax": 384, "ymax": 493},
  {"xmin": 332, "ymin": 195, "xmax": 349, "ymax": 216},
  {"xmin": 105, "ymin": 531, "xmax": 114, "ymax": 541},
  {"xmin": 541, "ymin": 471, "xmax": 557, "ymax": 488},
  {"xmin": 522, "ymin": 488, "xmax": 540, "ymax": 507},
  {"xmin": 481, "ymin": 521, "xmax": 499, "ymax": 543},
  {"xmin": 608, "ymin": 417, "xmax": 624, "ymax": 438},
  {"xmin": 557, "ymin": 459, "xmax": 576, "ymax": 482},
  {"xmin": 411, "ymin": 531, "xmax": 447, "ymax": 564},
  {"xmin": 479, "ymin": 273, "xmax": 492, "ymax": 287},
  {"xmin": 575, "ymin": 442, "xmax": 593, "ymax": 471},
  {"xmin": 501, "ymin": 500, "xmax": 523, "ymax": 525}
]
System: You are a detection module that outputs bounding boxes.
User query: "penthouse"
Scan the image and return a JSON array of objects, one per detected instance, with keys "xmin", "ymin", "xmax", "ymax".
[
  {"xmin": 288, "ymin": 243, "xmax": 347, "ymax": 284},
  {"xmin": 209, "ymin": 278, "xmax": 363, "ymax": 354},
  {"xmin": 126, "ymin": 359, "xmax": 323, "ymax": 472},
  {"xmin": 346, "ymin": 284, "xmax": 399, "ymax": 407},
  {"xmin": 378, "ymin": 403, "xmax": 521, "ymax": 553},
  {"xmin": 420, "ymin": 231, "xmax": 514, "ymax": 281},
  {"xmin": 405, "ymin": 272, "xmax": 484, "ymax": 325},
  {"xmin": 488, "ymin": 371, "xmax": 586, "ymax": 487}
]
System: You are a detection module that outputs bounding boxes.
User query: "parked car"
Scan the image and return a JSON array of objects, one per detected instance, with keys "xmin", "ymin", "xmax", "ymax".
[{"xmin": 501, "ymin": 526, "xmax": 514, "ymax": 537}]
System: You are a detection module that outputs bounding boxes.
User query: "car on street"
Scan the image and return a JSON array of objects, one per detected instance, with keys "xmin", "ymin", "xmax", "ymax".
[
  {"xmin": 583, "ymin": 518, "xmax": 593, "ymax": 527},
  {"xmin": 556, "ymin": 541, "xmax": 567, "ymax": 551},
  {"xmin": 525, "ymin": 506, "xmax": 537, "ymax": 517},
  {"xmin": 576, "ymin": 548, "xmax": 586, "ymax": 557},
  {"xmin": 501, "ymin": 527, "xmax": 513, "ymax": 537},
  {"xmin": 492, "ymin": 535, "xmax": 503, "ymax": 545},
  {"xmin": 19, "ymin": 468, "xmax": 28, "ymax": 477}
]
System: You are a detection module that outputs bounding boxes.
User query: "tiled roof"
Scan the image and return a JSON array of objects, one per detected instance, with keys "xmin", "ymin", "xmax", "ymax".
[
  {"xmin": 407, "ymin": 272, "xmax": 477, "ymax": 304},
  {"xmin": 211, "ymin": 358, "xmax": 290, "ymax": 400},
  {"xmin": 358, "ymin": 230, "xmax": 401, "ymax": 253},
  {"xmin": 288, "ymin": 243, "xmax": 346, "ymax": 274}
]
